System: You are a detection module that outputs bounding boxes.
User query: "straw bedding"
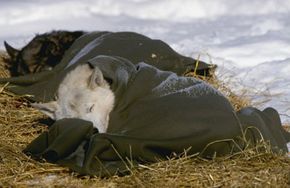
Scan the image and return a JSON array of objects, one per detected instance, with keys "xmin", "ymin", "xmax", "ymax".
[{"xmin": 0, "ymin": 51, "xmax": 289, "ymax": 187}]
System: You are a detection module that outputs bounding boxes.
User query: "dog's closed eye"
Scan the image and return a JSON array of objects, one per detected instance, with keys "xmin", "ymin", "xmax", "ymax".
[{"xmin": 88, "ymin": 104, "xmax": 95, "ymax": 112}]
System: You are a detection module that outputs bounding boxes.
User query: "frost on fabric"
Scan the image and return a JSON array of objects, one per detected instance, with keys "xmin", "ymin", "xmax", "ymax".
[{"xmin": 152, "ymin": 73, "xmax": 223, "ymax": 98}]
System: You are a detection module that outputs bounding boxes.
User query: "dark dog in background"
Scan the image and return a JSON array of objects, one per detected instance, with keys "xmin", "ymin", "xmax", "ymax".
[{"xmin": 4, "ymin": 30, "xmax": 85, "ymax": 76}]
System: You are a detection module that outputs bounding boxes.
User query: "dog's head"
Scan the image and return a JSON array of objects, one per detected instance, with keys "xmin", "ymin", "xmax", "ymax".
[
  {"xmin": 32, "ymin": 64, "xmax": 115, "ymax": 133},
  {"xmin": 4, "ymin": 30, "xmax": 84, "ymax": 76}
]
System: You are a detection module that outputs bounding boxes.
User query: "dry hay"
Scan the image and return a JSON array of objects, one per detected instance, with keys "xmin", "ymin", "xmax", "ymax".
[{"xmin": 0, "ymin": 51, "xmax": 289, "ymax": 187}]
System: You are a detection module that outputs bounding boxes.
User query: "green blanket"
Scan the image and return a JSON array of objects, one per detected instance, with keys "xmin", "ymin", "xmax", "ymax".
[{"xmin": 1, "ymin": 33, "xmax": 289, "ymax": 177}]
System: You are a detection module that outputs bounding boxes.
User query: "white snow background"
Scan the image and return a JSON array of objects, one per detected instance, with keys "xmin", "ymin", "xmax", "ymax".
[{"xmin": 0, "ymin": 0, "xmax": 289, "ymax": 132}]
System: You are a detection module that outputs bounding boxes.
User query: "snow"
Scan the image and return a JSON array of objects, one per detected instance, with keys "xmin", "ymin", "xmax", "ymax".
[{"xmin": 0, "ymin": 0, "xmax": 289, "ymax": 127}]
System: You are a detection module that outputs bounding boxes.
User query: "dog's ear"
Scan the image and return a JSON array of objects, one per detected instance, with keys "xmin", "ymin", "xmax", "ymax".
[
  {"xmin": 31, "ymin": 101, "xmax": 59, "ymax": 120},
  {"xmin": 4, "ymin": 41, "xmax": 19, "ymax": 58},
  {"xmin": 88, "ymin": 66, "xmax": 105, "ymax": 89}
]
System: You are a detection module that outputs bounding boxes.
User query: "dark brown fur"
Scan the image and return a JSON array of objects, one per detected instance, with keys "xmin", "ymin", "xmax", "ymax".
[{"xmin": 4, "ymin": 30, "xmax": 85, "ymax": 76}]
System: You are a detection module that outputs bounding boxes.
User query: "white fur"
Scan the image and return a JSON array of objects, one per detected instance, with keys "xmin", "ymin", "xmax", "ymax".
[{"xmin": 32, "ymin": 64, "xmax": 115, "ymax": 133}]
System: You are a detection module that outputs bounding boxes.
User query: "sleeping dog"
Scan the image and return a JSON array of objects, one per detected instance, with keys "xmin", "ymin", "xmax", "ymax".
[{"xmin": 4, "ymin": 30, "xmax": 85, "ymax": 76}]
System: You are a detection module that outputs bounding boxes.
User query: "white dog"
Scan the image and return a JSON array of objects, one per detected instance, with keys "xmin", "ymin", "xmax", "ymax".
[{"xmin": 32, "ymin": 64, "xmax": 115, "ymax": 133}]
